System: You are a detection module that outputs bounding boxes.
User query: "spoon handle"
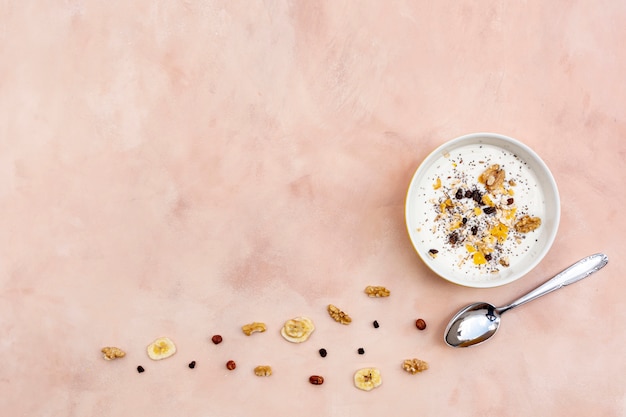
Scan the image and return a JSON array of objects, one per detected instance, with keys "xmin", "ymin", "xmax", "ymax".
[{"xmin": 497, "ymin": 253, "xmax": 608, "ymax": 315}]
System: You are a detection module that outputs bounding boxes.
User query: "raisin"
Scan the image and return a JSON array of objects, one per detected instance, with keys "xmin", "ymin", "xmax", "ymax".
[
  {"xmin": 211, "ymin": 335, "xmax": 223, "ymax": 344},
  {"xmin": 309, "ymin": 375, "xmax": 324, "ymax": 385},
  {"xmin": 484, "ymin": 254, "xmax": 492, "ymax": 261},
  {"xmin": 319, "ymin": 348, "xmax": 327, "ymax": 358},
  {"xmin": 464, "ymin": 190, "xmax": 473, "ymax": 198},
  {"xmin": 472, "ymin": 189, "xmax": 482, "ymax": 203},
  {"xmin": 507, "ymin": 198, "xmax": 514, "ymax": 205},
  {"xmin": 373, "ymin": 320, "xmax": 379, "ymax": 328},
  {"xmin": 483, "ymin": 206, "xmax": 496, "ymax": 215},
  {"xmin": 455, "ymin": 188, "xmax": 464, "ymax": 199},
  {"xmin": 188, "ymin": 361, "xmax": 196, "ymax": 369},
  {"xmin": 471, "ymin": 226, "xmax": 478, "ymax": 235},
  {"xmin": 357, "ymin": 348, "xmax": 365, "ymax": 355},
  {"xmin": 462, "ymin": 217, "xmax": 468, "ymax": 225},
  {"xmin": 137, "ymin": 366, "xmax": 145, "ymax": 373},
  {"xmin": 448, "ymin": 232, "xmax": 458, "ymax": 245}
]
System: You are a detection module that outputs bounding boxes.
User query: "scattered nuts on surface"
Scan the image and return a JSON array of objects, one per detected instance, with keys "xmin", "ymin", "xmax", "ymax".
[
  {"xmin": 211, "ymin": 335, "xmax": 223, "ymax": 344},
  {"xmin": 415, "ymin": 319, "xmax": 427, "ymax": 330},
  {"xmin": 137, "ymin": 365, "xmax": 145, "ymax": 373},
  {"xmin": 402, "ymin": 358, "xmax": 429, "ymax": 374},
  {"xmin": 309, "ymin": 375, "xmax": 324, "ymax": 385},
  {"xmin": 327, "ymin": 304, "xmax": 352, "ymax": 325},
  {"xmin": 364, "ymin": 285, "xmax": 390, "ymax": 297},
  {"xmin": 281, "ymin": 316, "xmax": 315, "ymax": 343},
  {"xmin": 318, "ymin": 348, "xmax": 327, "ymax": 358},
  {"xmin": 254, "ymin": 365, "xmax": 272, "ymax": 377},
  {"xmin": 514, "ymin": 215, "xmax": 542, "ymax": 233},
  {"xmin": 188, "ymin": 361, "xmax": 196, "ymax": 369},
  {"xmin": 242, "ymin": 322, "xmax": 267, "ymax": 336},
  {"xmin": 226, "ymin": 360, "xmax": 236, "ymax": 370},
  {"xmin": 101, "ymin": 347, "xmax": 126, "ymax": 361}
]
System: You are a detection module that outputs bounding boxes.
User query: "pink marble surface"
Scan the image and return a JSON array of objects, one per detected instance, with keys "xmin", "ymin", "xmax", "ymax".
[{"xmin": 1, "ymin": 1, "xmax": 625, "ymax": 416}]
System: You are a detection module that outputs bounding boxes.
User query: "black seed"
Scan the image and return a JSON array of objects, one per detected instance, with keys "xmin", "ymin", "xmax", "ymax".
[
  {"xmin": 319, "ymin": 348, "xmax": 327, "ymax": 358},
  {"xmin": 465, "ymin": 190, "xmax": 473, "ymax": 198},
  {"xmin": 357, "ymin": 348, "xmax": 365, "ymax": 355},
  {"xmin": 373, "ymin": 320, "xmax": 379, "ymax": 328},
  {"xmin": 188, "ymin": 361, "xmax": 196, "ymax": 369},
  {"xmin": 472, "ymin": 190, "xmax": 482, "ymax": 203},
  {"xmin": 455, "ymin": 188, "xmax": 464, "ymax": 199},
  {"xmin": 428, "ymin": 249, "xmax": 439, "ymax": 254},
  {"xmin": 137, "ymin": 366, "xmax": 145, "ymax": 373},
  {"xmin": 471, "ymin": 226, "xmax": 478, "ymax": 235},
  {"xmin": 483, "ymin": 206, "xmax": 496, "ymax": 215}
]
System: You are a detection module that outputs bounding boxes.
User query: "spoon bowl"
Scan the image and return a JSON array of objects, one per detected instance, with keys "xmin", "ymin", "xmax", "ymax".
[{"xmin": 444, "ymin": 253, "xmax": 608, "ymax": 348}]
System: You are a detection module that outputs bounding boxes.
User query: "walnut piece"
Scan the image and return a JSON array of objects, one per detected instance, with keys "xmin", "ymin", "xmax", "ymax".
[
  {"xmin": 254, "ymin": 365, "xmax": 272, "ymax": 376},
  {"xmin": 478, "ymin": 164, "xmax": 506, "ymax": 192},
  {"xmin": 514, "ymin": 215, "xmax": 542, "ymax": 233},
  {"xmin": 242, "ymin": 322, "xmax": 267, "ymax": 336},
  {"xmin": 364, "ymin": 286, "xmax": 390, "ymax": 297},
  {"xmin": 101, "ymin": 346, "xmax": 126, "ymax": 361},
  {"xmin": 327, "ymin": 304, "xmax": 352, "ymax": 325},
  {"xmin": 402, "ymin": 358, "xmax": 429, "ymax": 374}
]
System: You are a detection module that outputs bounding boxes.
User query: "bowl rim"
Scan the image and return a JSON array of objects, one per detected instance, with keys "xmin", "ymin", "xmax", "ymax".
[{"xmin": 405, "ymin": 132, "xmax": 561, "ymax": 288}]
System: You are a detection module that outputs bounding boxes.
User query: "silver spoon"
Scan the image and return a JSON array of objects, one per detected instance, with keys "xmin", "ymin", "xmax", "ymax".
[{"xmin": 444, "ymin": 253, "xmax": 608, "ymax": 348}]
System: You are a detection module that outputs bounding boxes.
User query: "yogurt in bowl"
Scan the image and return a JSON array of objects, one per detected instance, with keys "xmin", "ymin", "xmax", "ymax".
[{"xmin": 405, "ymin": 133, "xmax": 560, "ymax": 288}]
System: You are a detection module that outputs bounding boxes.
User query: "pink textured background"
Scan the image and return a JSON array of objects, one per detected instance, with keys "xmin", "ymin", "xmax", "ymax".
[{"xmin": 1, "ymin": 1, "xmax": 625, "ymax": 416}]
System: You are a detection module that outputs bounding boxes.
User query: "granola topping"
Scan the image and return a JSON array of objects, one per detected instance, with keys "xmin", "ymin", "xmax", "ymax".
[{"xmin": 413, "ymin": 144, "xmax": 545, "ymax": 275}]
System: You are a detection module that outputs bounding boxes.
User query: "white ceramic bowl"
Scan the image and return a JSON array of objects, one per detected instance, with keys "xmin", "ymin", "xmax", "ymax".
[{"xmin": 405, "ymin": 132, "xmax": 560, "ymax": 288}]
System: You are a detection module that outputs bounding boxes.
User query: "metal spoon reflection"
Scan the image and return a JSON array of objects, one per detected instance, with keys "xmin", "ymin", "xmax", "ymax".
[{"xmin": 444, "ymin": 253, "xmax": 608, "ymax": 348}]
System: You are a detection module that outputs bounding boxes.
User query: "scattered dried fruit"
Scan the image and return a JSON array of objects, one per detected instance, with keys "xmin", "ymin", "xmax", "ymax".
[
  {"xmin": 415, "ymin": 319, "xmax": 427, "ymax": 330},
  {"xmin": 327, "ymin": 304, "xmax": 352, "ymax": 325},
  {"xmin": 137, "ymin": 365, "xmax": 145, "ymax": 373},
  {"xmin": 254, "ymin": 365, "xmax": 272, "ymax": 377},
  {"xmin": 226, "ymin": 360, "xmax": 236, "ymax": 370},
  {"xmin": 242, "ymin": 322, "xmax": 267, "ymax": 336},
  {"xmin": 318, "ymin": 348, "xmax": 327, "ymax": 358},
  {"xmin": 188, "ymin": 361, "xmax": 196, "ymax": 369},
  {"xmin": 101, "ymin": 346, "xmax": 125, "ymax": 361},
  {"xmin": 364, "ymin": 285, "xmax": 390, "ymax": 297},
  {"xmin": 357, "ymin": 347, "xmax": 365, "ymax": 355},
  {"xmin": 428, "ymin": 249, "xmax": 439, "ymax": 258},
  {"xmin": 354, "ymin": 368, "xmax": 382, "ymax": 391},
  {"xmin": 373, "ymin": 320, "xmax": 379, "ymax": 328},
  {"xmin": 146, "ymin": 337, "xmax": 177, "ymax": 360},
  {"xmin": 309, "ymin": 375, "xmax": 324, "ymax": 385},
  {"xmin": 402, "ymin": 358, "xmax": 429, "ymax": 374},
  {"xmin": 211, "ymin": 335, "xmax": 223, "ymax": 344},
  {"xmin": 280, "ymin": 316, "xmax": 315, "ymax": 343}
]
